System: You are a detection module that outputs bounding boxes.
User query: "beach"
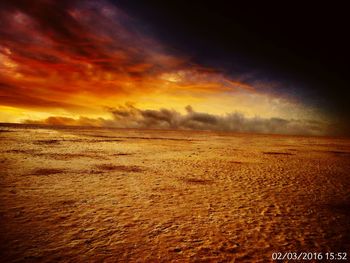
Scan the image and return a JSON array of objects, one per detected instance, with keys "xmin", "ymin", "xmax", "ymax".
[{"xmin": 0, "ymin": 124, "xmax": 349, "ymax": 262}]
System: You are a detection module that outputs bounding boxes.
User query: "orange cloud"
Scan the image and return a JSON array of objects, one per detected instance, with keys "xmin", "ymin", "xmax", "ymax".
[
  {"xmin": 0, "ymin": 0, "xmax": 258, "ymax": 112},
  {"xmin": 0, "ymin": 0, "xmax": 331, "ymax": 135}
]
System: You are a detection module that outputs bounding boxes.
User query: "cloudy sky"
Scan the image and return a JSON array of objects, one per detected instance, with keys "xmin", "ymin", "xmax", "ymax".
[{"xmin": 0, "ymin": 0, "xmax": 349, "ymax": 135}]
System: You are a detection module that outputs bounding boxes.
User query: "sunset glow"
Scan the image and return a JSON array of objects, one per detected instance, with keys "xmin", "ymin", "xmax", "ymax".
[{"xmin": 0, "ymin": 0, "xmax": 335, "ymax": 135}]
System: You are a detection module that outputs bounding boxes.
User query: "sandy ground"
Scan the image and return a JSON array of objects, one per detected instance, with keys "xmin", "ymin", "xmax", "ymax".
[{"xmin": 0, "ymin": 124, "xmax": 349, "ymax": 262}]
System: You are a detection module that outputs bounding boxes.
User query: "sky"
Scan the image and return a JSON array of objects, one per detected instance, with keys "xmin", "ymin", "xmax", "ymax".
[{"xmin": 0, "ymin": 0, "xmax": 349, "ymax": 135}]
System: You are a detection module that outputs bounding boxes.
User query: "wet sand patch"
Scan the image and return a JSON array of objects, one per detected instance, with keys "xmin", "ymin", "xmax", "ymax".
[
  {"xmin": 54, "ymin": 199, "xmax": 78, "ymax": 208},
  {"xmin": 30, "ymin": 168, "xmax": 65, "ymax": 176},
  {"xmin": 287, "ymin": 148, "xmax": 299, "ymax": 151},
  {"xmin": 228, "ymin": 161, "xmax": 244, "ymax": 164},
  {"xmin": 95, "ymin": 164, "xmax": 144, "ymax": 173},
  {"xmin": 84, "ymin": 134, "xmax": 118, "ymax": 139},
  {"xmin": 6, "ymin": 149, "xmax": 39, "ymax": 155},
  {"xmin": 324, "ymin": 199, "xmax": 350, "ymax": 216},
  {"xmin": 262, "ymin": 151, "xmax": 294, "ymax": 155},
  {"xmin": 319, "ymin": 150, "xmax": 350, "ymax": 156},
  {"xmin": 70, "ymin": 138, "xmax": 123, "ymax": 143},
  {"xmin": 5, "ymin": 150, "xmax": 104, "ymax": 160},
  {"xmin": 121, "ymin": 136, "xmax": 195, "ymax": 142},
  {"xmin": 0, "ymin": 129, "xmax": 15, "ymax": 133},
  {"xmin": 181, "ymin": 177, "xmax": 213, "ymax": 185},
  {"xmin": 34, "ymin": 140, "xmax": 61, "ymax": 145},
  {"xmin": 111, "ymin": 152, "xmax": 133, "ymax": 156},
  {"xmin": 33, "ymin": 138, "xmax": 124, "ymax": 144},
  {"xmin": 34, "ymin": 152, "xmax": 105, "ymax": 160},
  {"xmin": 90, "ymin": 139, "xmax": 123, "ymax": 142}
]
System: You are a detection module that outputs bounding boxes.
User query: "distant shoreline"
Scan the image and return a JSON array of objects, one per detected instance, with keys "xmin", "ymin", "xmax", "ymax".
[{"xmin": 1, "ymin": 122, "xmax": 349, "ymax": 140}]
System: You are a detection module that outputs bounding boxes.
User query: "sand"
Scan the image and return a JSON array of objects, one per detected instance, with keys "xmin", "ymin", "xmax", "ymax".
[{"xmin": 0, "ymin": 124, "xmax": 349, "ymax": 262}]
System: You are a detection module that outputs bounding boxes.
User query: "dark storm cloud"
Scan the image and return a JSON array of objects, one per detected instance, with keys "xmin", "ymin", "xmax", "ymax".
[
  {"xmin": 0, "ymin": 0, "xmax": 154, "ymax": 71},
  {"xmin": 25, "ymin": 105, "xmax": 329, "ymax": 136},
  {"xmin": 116, "ymin": 1, "xmax": 350, "ymax": 132}
]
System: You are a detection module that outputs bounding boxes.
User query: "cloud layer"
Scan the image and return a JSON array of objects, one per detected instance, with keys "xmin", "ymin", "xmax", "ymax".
[
  {"xmin": 0, "ymin": 0, "xmax": 336, "ymax": 135},
  {"xmin": 25, "ymin": 105, "xmax": 327, "ymax": 136},
  {"xmin": 0, "ymin": 0, "xmax": 255, "ymax": 111}
]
